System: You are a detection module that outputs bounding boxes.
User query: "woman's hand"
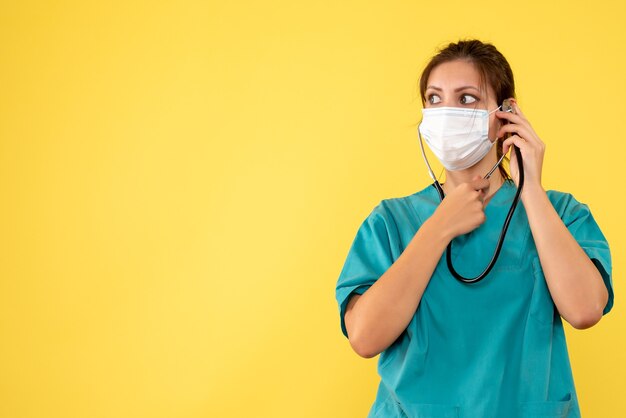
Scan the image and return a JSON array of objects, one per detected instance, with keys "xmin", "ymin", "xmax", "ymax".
[
  {"xmin": 496, "ymin": 99, "xmax": 545, "ymax": 194},
  {"xmin": 432, "ymin": 176, "xmax": 490, "ymax": 240}
]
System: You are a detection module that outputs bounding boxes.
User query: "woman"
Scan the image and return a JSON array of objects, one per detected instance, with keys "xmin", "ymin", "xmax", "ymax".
[{"xmin": 334, "ymin": 40, "xmax": 613, "ymax": 418}]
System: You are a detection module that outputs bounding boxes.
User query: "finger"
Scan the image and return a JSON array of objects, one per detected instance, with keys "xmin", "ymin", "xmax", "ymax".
[
  {"xmin": 499, "ymin": 122, "xmax": 544, "ymax": 150},
  {"xmin": 502, "ymin": 136, "xmax": 516, "ymax": 155},
  {"xmin": 496, "ymin": 103, "xmax": 543, "ymax": 145},
  {"xmin": 470, "ymin": 177, "xmax": 490, "ymax": 193},
  {"xmin": 494, "ymin": 110, "xmax": 527, "ymax": 126},
  {"xmin": 497, "ymin": 124, "xmax": 537, "ymax": 144},
  {"xmin": 508, "ymin": 145, "xmax": 517, "ymax": 164},
  {"xmin": 509, "ymin": 99, "xmax": 527, "ymax": 119},
  {"xmin": 502, "ymin": 135, "xmax": 527, "ymax": 155},
  {"xmin": 471, "ymin": 175, "xmax": 486, "ymax": 197}
]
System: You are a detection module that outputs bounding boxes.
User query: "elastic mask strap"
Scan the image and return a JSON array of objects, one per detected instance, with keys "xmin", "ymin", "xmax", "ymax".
[
  {"xmin": 488, "ymin": 105, "xmax": 502, "ymax": 115},
  {"xmin": 485, "ymin": 104, "xmax": 502, "ymax": 142}
]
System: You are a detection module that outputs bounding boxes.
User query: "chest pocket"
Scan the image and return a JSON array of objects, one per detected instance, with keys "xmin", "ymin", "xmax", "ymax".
[
  {"xmin": 519, "ymin": 392, "xmax": 573, "ymax": 417},
  {"xmin": 372, "ymin": 398, "xmax": 460, "ymax": 418}
]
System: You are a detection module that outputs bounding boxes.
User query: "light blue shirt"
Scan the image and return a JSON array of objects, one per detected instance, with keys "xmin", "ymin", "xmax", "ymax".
[{"xmin": 335, "ymin": 180, "xmax": 613, "ymax": 418}]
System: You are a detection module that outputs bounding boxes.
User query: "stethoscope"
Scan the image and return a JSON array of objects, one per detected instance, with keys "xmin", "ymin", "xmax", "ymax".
[{"xmin": 417, "ymin": 99, "xmax": 525, "ymax": 284}]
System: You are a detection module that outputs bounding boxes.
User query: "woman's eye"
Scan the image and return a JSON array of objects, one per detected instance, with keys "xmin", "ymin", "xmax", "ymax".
[
  {"xmin": 428, "ymin": 94, "xmax": 441, "ymax": 104},
  {"xmin": 460, "ymin": 94, "xmax": 477, "ymax": 105}
]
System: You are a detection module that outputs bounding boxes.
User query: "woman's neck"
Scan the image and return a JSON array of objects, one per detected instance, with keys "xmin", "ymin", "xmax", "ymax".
[{"xmin": 441, "ymin": 150, "xmax": 506, "ymax": 199}]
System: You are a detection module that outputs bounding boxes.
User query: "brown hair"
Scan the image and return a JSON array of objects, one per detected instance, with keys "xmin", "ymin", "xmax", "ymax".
[{"xmin": 419, "ymin": 39, "xmax": 515, "ymax": 181}]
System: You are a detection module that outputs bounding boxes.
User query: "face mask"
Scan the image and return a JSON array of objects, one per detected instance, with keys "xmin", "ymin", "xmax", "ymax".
[{"xmin": 418, "ymin": 106, "xmax": 500, "ymax": 171}]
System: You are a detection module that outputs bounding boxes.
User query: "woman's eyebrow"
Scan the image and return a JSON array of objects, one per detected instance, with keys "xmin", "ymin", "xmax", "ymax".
[{"xmin": 426, "ymin": 85, "xmax": 481, "ymax": 92}]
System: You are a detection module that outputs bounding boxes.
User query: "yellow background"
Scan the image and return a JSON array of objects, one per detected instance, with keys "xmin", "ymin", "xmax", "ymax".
[{"xmin": 1, "ymin": 1, "xmax": 624, "ymax": 417}]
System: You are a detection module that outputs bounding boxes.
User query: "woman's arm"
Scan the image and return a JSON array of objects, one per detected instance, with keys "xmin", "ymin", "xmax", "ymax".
[
  {"xmin": 522, "ymin": 185, "xmax": 608, "ymax": 329},
  {"xmin": 498, "ymin": 99, "xmax": 608, "ymax": 330},
  {"xmin": 344, "ymin": 177, "xmax": 491, "ymax": 358},
  {"xmin": 343, "ymin": 217, "xmax": 447, "ymax": 358}
]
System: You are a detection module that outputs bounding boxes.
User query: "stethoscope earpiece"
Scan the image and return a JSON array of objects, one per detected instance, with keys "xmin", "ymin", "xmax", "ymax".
[{"xmin": 502, "ymin": 99, "xmax": 514, "ymax": 114}]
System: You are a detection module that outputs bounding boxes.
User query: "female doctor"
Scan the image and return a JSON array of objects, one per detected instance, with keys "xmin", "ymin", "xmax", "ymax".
[{"xmin": 335, "ymin": 39, "xmax": 613, "ymax": 418}]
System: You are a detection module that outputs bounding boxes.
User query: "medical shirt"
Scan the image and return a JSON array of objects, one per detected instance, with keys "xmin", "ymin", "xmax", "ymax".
[{"xmin": 335, "ymin": 180, "xmax": 613, "ymax": 418}]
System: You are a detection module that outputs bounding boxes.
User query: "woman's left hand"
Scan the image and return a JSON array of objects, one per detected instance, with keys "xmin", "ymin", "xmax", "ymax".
[{"xmin": 496, "ymin": 99, "xmax": 545, "ymax": 194}]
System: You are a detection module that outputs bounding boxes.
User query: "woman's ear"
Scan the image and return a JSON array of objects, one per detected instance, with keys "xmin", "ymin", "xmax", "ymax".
[{"xmin": 490, "ymin": 115, "xmax": 502, "ymax": 143}]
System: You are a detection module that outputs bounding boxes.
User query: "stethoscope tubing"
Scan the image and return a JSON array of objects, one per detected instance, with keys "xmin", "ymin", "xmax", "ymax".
[{"xmin": 417, "ymin": 127, "xmax": 524, "ymax": 284}]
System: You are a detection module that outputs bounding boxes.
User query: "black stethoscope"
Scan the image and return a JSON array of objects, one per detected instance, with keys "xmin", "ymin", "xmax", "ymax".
[{"xmin": 417, "ymin": 99, "xmax": 525, "ymax": 284}]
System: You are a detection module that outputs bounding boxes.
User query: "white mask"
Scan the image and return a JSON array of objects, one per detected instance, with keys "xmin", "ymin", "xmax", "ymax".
[{"xmin": 418, "ymin": 106, "xmax": 500, "ymax": 171}]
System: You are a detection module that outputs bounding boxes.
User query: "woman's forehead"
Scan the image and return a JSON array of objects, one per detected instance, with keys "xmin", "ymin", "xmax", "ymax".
[{"xmin": 427, "ymin": 60, "xmax": 482, "ymax": 90}]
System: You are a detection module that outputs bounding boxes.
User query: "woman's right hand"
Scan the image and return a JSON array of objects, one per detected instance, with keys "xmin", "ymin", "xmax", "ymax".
[{"xmin": 431, "ymin": 176, "xmax": 490, "ymax": 240}]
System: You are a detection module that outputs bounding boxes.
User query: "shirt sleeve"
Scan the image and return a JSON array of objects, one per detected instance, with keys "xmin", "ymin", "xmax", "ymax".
[
  {"xmin": 335, "ymin": 201, "xmax": 399, "ymax": 339},
  {"xmin": 554, "ymin": 192, "xmax": 614, "ymax": 315}
]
